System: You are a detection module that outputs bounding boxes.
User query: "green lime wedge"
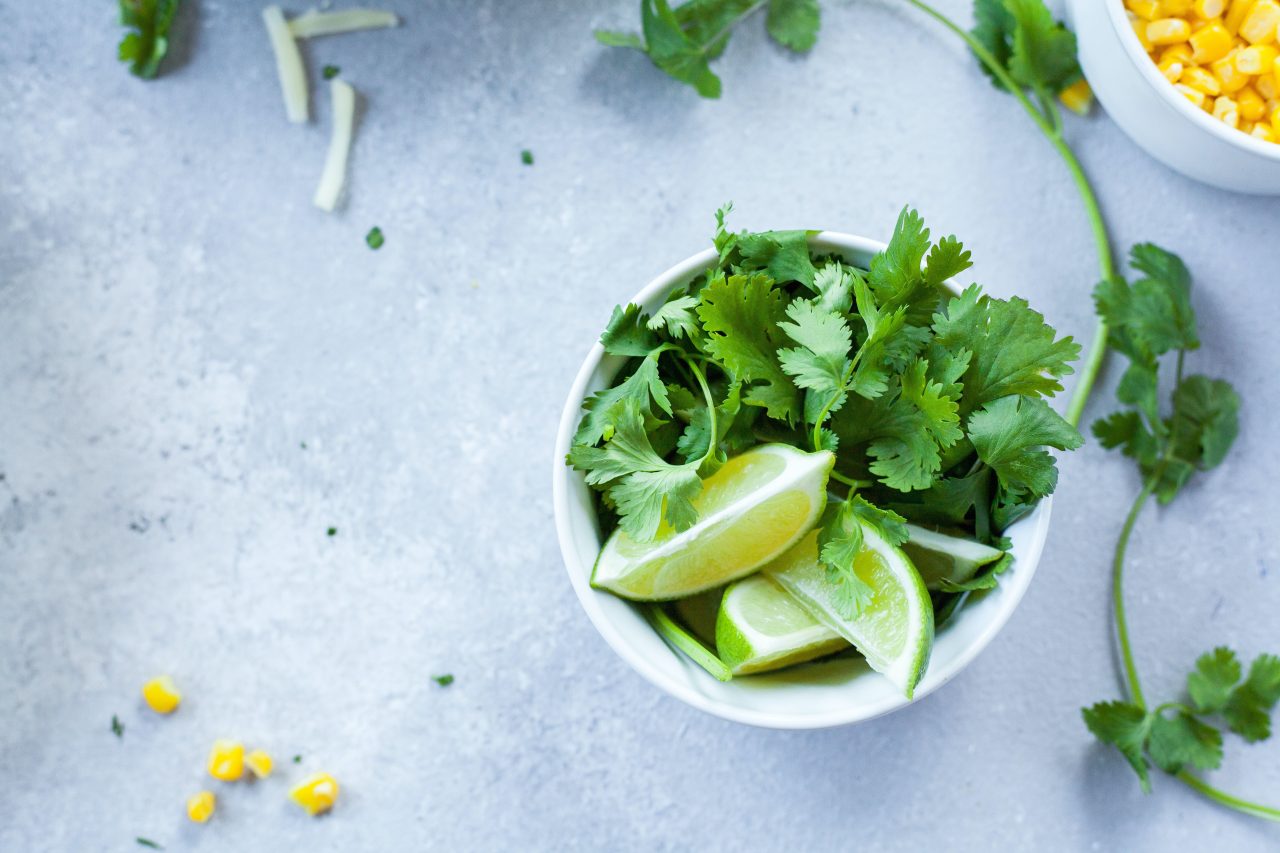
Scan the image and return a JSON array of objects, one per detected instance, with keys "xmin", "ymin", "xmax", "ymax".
[
  {"xmin": 764, "ymin": 528, "xmax": 933, "ymax": 698},
  {"xmin": 715, "ymin": 574, "xmax": 848, "ymax": 675},
  {"xmin": 901, "ymin": 524, "xmax": 1005, "ymax": 590},
  {"xmin": 591, "ymin": 445, "xmax": 834, "ymax": 601},
  {"xmin": 673, "ymin": 587, "xmax": 722, "ymax": 646}
]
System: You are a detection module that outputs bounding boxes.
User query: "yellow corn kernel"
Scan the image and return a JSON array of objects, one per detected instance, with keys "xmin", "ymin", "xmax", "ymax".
[
  {"xmin": 1160, "ymin": 58, "xmax": 1187, "ymax": 81},
  {"xmin": 1272, "ymin": 102, "xmax": 1280, "ymax": 131},
  {"xmin": 1237, "ymin": 43, "xmax": 1280, "ymax": 71},
  {"xmin": 207, "ymin": 740, "xmax": 245, "ymax": 782},
  {"xmin": 1191, "ymin": 21, "xmax": 1237, "ymax": 62},
  {"xmin": 246, "ymin": 749, "xmax": 274, "ymax": 779},
  {"xmin": 1148, "ymin": 17, "xmax": 1194, "ymax": 43},
  {"xmin": 1163, "ymin": 0, "xmax": 1195, "ymax": 13},
  {"xmin": 141, "ymin": 676, "xmax": 181, "ymax": 714},
  {"xmin": 1195, "ymin": 0, "xmax": 1227, "ymax": 15},
  {"xmin": 187, "ymin": 791, "xmax": 216, "ymax": 824},
  {"xmin": 1129, "ymin": 0, "xmax": 1164, "ymax": 17},
  {"xmin": 1253, "ymin": 121, "xmax": 1276, "ymax": 138},
  {"xmin": 1257, "ymin": 66, "xmax": 1278, "ymax": 96},
  {"xmin": 289, "ymin": 772, "xmax": 339, "ymax": 816},
  {"xmin": 1176, "ymin": 82, "xmax": 1211, "ymax": 104},
  {"xmin": 1213, "ymin": 50, "xmax": 1253, "ymax": 90},
  {"xmin": 1225, "ymin": 0, "xmax": 1257, "ymax": 33},
  {"xmin": 1241, "ymin": 0, "xmax": 1280, "ymax": 42},
  {"xmin": 1238, "ymin": 84, "xmax": 1268, "ymax": 117},
  {"xmin": 1160, "ymin": 43, "xmax": 1196, "ymax": 63},
  {"xmin": 1183, "ymin": 65, "xmax": 1226, "ymax": 92},
  {"xmin": 1131, "ymin": 14, "xmax": 1156, "ymax": 49},
  {"xmin": 1059, "ymin": 79, "xmax": 1094, "ymax": 115},
  {"xmin": 1213, "ymin": 94, "xmax": 1242, "ymax": 124}
]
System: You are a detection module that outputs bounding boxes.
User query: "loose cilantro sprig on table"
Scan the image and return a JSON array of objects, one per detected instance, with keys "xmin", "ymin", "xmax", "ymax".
[
  {"xmin": 1080, "ymin": 247, "xmax": 1279, "ymax": 821},
  {"xmin": 595, "ymin": 0, "xmax": 821, "ymax": 98},
  {"xmin": 118, "ymin": 0, "xmax": 181, "ymax": 79},
  {"xmin": 569, "ymin": 205, "xmax": 1080, "ymax": 623}
]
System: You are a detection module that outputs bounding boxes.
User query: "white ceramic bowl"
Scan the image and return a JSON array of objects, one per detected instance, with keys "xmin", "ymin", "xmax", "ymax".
[
  {"xmin": 1068, "ymin": 0, "xmax": 1280, "ymax": 194},
  {"xmin": 552, "ymin": 232, "xmax": 1054, "ymax": 729}
]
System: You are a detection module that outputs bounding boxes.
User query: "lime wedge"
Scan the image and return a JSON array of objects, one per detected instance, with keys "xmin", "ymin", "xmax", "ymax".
[
  {"xmin": 902, "ymin": 524, "xmax": 1004, "ymax": 590},
  {"xmin": 764, "ymin": 528, "xmax": 933, "ymax": 698},
  {"xmin": 591, "ymin": 445, "xmax": 834, "ymax": 601},
  {"xmin": 715, "ymin": 574, "xmax": 848, "ymax": 675},
  {"xmin": 673, "ymin": 587, "xmax": 722, "ymax": 646}
]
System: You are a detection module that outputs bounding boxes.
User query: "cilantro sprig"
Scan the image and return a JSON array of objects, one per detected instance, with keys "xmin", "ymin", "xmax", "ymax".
[
  {"xmin": 596, "ymin": 0, "xmax": 821, "ymax": 98},
  {"xmin": 569, "ymin": 205, "xmax": 1080, "ymax": 624},
  {"xmin": 118, "ymin": 0, "xmax": 181, "ymax": 79},
  {"xmin": 1080, "ymin": 247, "xmax": 1278, "ymax": 820}
]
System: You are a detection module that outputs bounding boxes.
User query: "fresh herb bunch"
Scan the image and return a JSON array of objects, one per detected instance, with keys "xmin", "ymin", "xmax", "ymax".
[
  {"xmin": 569, "ymin": 206, "xmax": 1081, "ymax": 618},
  {"xmin": 595, "ymin": 0, "xmax": 821, "ymax": 98},
  {"xmin": 118, "ymin": 0, "xmax": 181, "ymax": 79},
  {"xmin": 1081, "ymin": 247, "xmax": 1279, "ymax": 821}
]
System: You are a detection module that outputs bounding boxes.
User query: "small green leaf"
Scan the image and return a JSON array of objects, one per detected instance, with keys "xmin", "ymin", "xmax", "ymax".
[
  {"xmin": 1224, "ymin": 653, "xmax": 1280, "ymax": 743},
  {"xmin": 1082, "ymin": 700, "xmax": 1152, "ymax": 793},
  {"xmin": 433, "ymin": 673, "xmax": 455, "ymax": 687},
  {"xmin": 366, "ymin": 226, "xmax": 385, "ymax": 250},
  {"xmin": 765, "ymin": 0, "xmax": 820, "ymax": 52},
  {"xmin": 1147, "ymin": 711, "xmax": 1223, "ymax": 774},
  {"xmin": 521, "ymin": 149, "xmax": 534, "ymax": 165},
  {"xmin": 1187, "ymin": 646, "xmax": 1242, "ymax": 714}
]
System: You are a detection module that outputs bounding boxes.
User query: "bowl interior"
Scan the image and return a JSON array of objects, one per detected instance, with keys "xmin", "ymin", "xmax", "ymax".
[
  {"xmin": 1103, "ymin": 0, "xmax": 1280, "ymax": 161},
  {"xmin": 552, "ymin": 233, "xmax": 1053, "ymax": 729}
]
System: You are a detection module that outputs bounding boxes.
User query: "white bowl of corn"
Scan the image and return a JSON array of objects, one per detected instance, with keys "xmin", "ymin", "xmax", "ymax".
[{"xmin": 1069, "ymin": 0, "xmax": 1280, "ymax": 193}]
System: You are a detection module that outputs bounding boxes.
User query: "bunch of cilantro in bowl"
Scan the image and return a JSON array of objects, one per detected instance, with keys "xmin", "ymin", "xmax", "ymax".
[{"xmin": 566, "ymin": 206, "xmax": 1083, "ymax": 698}]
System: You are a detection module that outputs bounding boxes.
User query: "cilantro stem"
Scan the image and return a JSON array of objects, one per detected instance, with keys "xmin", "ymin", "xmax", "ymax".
[
  {"xmin": 829, "ymin": 470, "xmax": 872, "ymax": 489},
  {"xmin": 1175, "ymin": 772, "xmax": 1280, "ymax": 822},
  {"xmin": 898, "ymin": 0, "xmax": 1115, "ymax": 429},
  {"xmin": 699, "ymin": 0, "xmax": 770, "ymax": 56},
  {"xmin": 644, "ymin": 604, "xmax": 732, "ymax": 681},
  {"xmin": 684, "ymin": 356, "xmax": 719, "ymax": 466},
  {"xmin": 1112, "ymin": 475, "xmax": 1156, "ymax": 709}
]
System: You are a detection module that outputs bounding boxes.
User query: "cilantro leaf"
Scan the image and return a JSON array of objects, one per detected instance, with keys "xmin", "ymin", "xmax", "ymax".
[
  {"xmin": 1082, "ymin": 701, "xmax": 1153, "ymax": 792},
  {"xmin": 923, "ymin": 234, "xmax": 973, "ymax": 287},
  {"xmin": 971, "ymin": 0, "xmax": 1015, "ymax": 88},
  {"xmin": 1224, "ymin": 654, "xmax": 1280, "ymax": 743},
  {"xmin": 568, "ymin": 400, "xmax": 702, "ymax": 541},
  {"xmin": 818, "ymin": 498, "xmax": 908, "ymax": 618},
  {"xmin": 119, "ymin": 0, "xmax": 180, "ymax": 79},
  {"xmin": 647, "ymin": 295, "xmax": 701, "ymax": 340},
  {"xmin": 1147, "ymin": 711, "xmax": 1223, "ymax": 774},
  {"xmin": 968, "ymin": 395, "xmax": 1083, "ymax": 500},
  {"xmin": 1004, "ymin": 0, "xmax": 1081, "ymax": 93},
  {"xmin": 698, "ymin": 273, "xmax": 802, "ymax": 423},
  {"xmin": 932, "ymin": 286, "xmax": 1080, "ymax": 409},
  {"xmin": 735, "ymin": 230, "xmax": 818, "ymax": 290},
  {"xmin": 777, "ymin": 300, "xmax": 853, "ymax": 395},
  {"xmin": 1169, "ymin": 375, "xmax": 1240, "ymax": 473},
  {"xmin": 574, "ymin": 355, "xmax": 673, "ymax": 445},
  {"xmin": 765, "ymin": 0, "xmax": 821, "ymax": 52},
  {"xmin": 809, "ymin": 260, "xmax": 855, "ymax": 314},
  {"xmin": 1187, "ymin": 647, "xmax": 1242, "ymax": 714},
  {"xmin": 939, "ymin": 552, "xmax": 1013, "ymax": 592},
  {"xmin": 602, "ymin": 304, "xmax": 662, "ymax": 356},
  {"xmin": 1095, "ymin": 244, "xmax": 1199, "ymax": 363}
]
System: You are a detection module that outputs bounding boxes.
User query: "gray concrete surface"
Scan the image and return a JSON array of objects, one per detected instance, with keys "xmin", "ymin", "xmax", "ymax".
[{"xmin": 1, "ymin": 1, "xmax": 1278, "ymax": 850}]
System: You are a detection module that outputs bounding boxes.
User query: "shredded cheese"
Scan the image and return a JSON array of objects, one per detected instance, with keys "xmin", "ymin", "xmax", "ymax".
[
  {"xmin": 313, "ymin": 78, "xmax": 357, "ymax": 212},
  {"xmin": 288, "ymin": 9, "xmax": 399, "ymax": 38},
  {"xmin": 262, "ymin": 6, "xmax": 308, "ymax": 123}
]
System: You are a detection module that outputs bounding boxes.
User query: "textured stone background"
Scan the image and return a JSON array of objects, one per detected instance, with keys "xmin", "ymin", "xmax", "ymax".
[{"xmin": 1, "ymin": 1, "xmax": 1278, "ymax": 850}]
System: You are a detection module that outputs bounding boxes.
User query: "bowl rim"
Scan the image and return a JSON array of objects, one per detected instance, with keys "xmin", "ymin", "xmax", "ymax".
[
  {"xmin": 551, "ymin": 231, "xmax": 1054, "ymax": 729},
  {"xmin": 1103, "ymin": 1, "xmax": 1280, "ymax": 162}
]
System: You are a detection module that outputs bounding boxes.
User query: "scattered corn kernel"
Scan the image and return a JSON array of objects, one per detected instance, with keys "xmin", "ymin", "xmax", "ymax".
[
  {"xmin": 1238, "ymin": 84, "xmax": 1268, "ymax": 117},
  {"xmin": 1148, "ymin": 17, "xmax": 1194, "ymax": 43},
  {"xmin": 1195, "ymin": 0, "xmax": 1227, "ymax": 16},
  {"xmin": 246, "ymin": 749, "xmax": 274, "ymax": 779},
  {"xmin": 1160, "ymin": 58, "xmax": 1186, "ymax": 81},
  {"xmin": 1213, "ymin": 50, "xmax": 1252, "ymax": 91},
  {"xmin": 1257, "ymin": 68, "xmax": 1278, "ymax": 97},
  {"xmin": 1059, "ymin": 79, "xmax": 1095, "ymax": 114},
  {"xmin": 208, "ymin": 740, "xmax": 245, "ymax": 782},
  {"xmin": 1191, "ymin": 21, "xmax": 1236, "ymax": 62},
  {"xmin": 141, "ymin": 676, "xmax": 182, "ymax": 714},
  {"xmin": 1236, "ymin": 43, "xmax": 1280, "ymax": 71},
  {"xmin": 1129, "ymin": 0, "xmax": 1164, "ymax": 17},
  {"xmin": 1160, "ymin": 43, "xmax": 1196, "ymax": 63},
  {"xmin": 1225, "ymin": 0, "xmax": 1257, "ymax": 34},
  {"xmin": 1131, "ymin": 14, "xmax": 1155, "ymax": 49},
  {"xmin": 1240, "ymin": 0, "xmax": 1280, "ymax": 42},
  {"xmin": 1183, "ymin": 65, "xmax": 1225, "ymax": 93},
  {"xmin": 289, "ymin": 772, "xmax": 339, "ymax": 816},
  {"xmin": 187, "ymin": 791, "xmax": 216, "ymax": 824}
]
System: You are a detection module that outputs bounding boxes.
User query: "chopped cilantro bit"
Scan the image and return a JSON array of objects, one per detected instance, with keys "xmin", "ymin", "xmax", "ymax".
[
  {"xmin": 136, "ymin": 839, "xmax": 163, "ymax": 850},
  {"xmin": 112, "ymin": 715, "xmax": 125, "ymax": 739},
  {"xmin": 366, "ymin": 227, "xmax": 384, "ymax": 250},
  {"xmin": 433, "ymin": 674, "xmax": 454, "ymax": 687},
  {"xmin": 521, "ymin": 149, "xmax": 534, "ymax": 165},
  {"xmin": 322, "ymin": 64, "xmax": 341, "ymax": 80},
  {"xmin": 326, "ymin": 527, "xmax": 337, "ymax": 537},
  {"xmin": 118, "ymin": 0, "xmax": 181, "ymax": 79},
  {"xmin": 293, "ymin": 754, "xmax": 302, "ymax": 764}
]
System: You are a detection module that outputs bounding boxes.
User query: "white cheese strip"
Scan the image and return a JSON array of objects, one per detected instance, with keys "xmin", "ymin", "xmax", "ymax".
[
  {"xmin": 313, "ymin": 78, "xmax": 357, "ymax": 212},
  {"xmin": 288, "ymin": 9, "xmax": 399, "ymax": 38},
  {"xmin": 262, "ymin": 5, "xmax": 308, "ymax": 123}
]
